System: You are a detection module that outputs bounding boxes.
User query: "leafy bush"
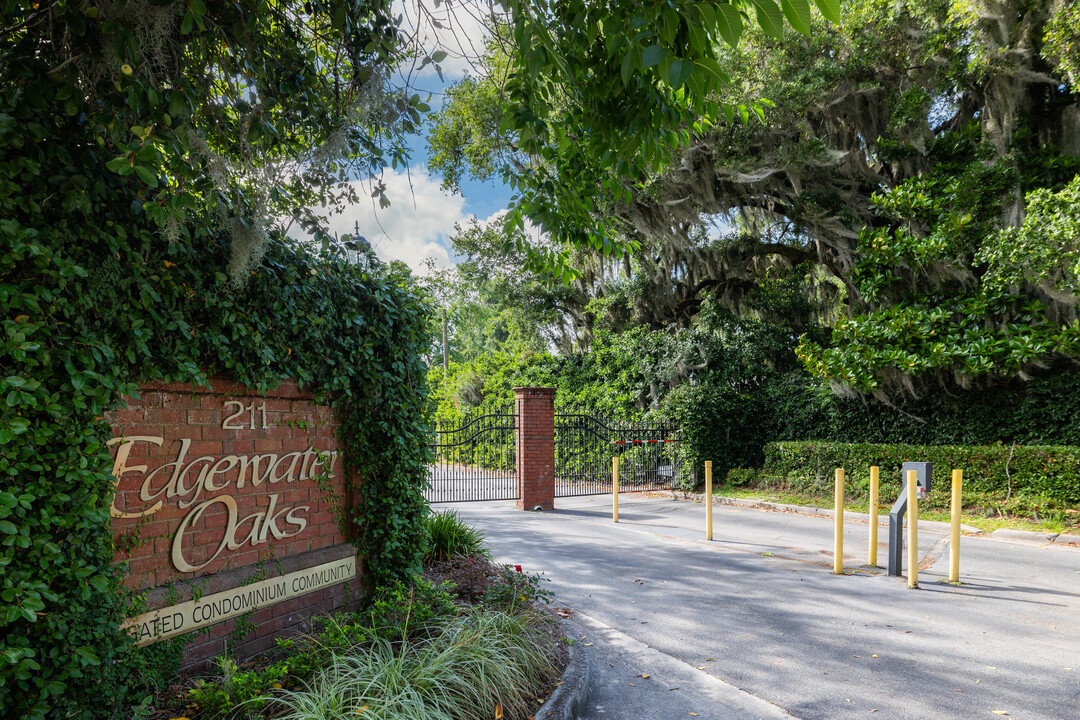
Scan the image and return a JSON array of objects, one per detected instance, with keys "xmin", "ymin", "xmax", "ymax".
[
  {"xmin": 424, "ymin": 511, "xmax": 490, "ymax": 564},
  {"xmin": 364, "ymin": 577, "xmax": 460, "ymax": 640},
  {"xmin": 725, "ymin": 468, "xmax": 763, "ymax": 487},
  {"xmin": 764, "ymin": 441, "xmax": 1080, "ymax": 509},
  {"xmin": 186, "ymin": 656, "xmax": 290, "ymax": 718},
  {"xmin": 483, "ymin": 565, "xmax": 554, "ymax": 611}
]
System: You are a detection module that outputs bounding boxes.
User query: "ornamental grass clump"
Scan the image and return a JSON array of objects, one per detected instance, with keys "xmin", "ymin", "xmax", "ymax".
[
  {"xmin": 267, "ymin": 608, "xmax": 557, "ymax": 720},
  {"xmin": 423, "ymin": 510, "xmax": 490, "ymax": 564}
]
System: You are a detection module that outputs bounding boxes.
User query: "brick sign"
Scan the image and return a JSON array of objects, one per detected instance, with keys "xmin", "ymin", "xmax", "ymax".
[{"xmin": 108, "ymin": 378, "xmax": 361, "ymax": 665}]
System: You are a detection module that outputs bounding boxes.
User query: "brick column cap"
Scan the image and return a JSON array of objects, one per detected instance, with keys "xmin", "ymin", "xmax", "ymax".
[{"xmin": 513, "ymin": 386, "xmax": 555, "ymax": 395}]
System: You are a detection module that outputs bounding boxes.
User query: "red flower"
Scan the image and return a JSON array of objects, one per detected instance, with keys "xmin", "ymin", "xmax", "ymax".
[{"xmin": 514, "ymin": 565, "xmax": 522, "ymax": 573}]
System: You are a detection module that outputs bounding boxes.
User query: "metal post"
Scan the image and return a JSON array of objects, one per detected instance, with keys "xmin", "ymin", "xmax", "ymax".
[
  {"xmin": 705, "ymin": 460, "xmax": 713, "ymax": 540},
  {"xmin": 949, "ymin": 469, "xmax": 963, "ymax": 583},
  {"xmin": 834, "ymin": 468, "xmax": 844, "ymax": 575},
  {"xmin": 907, "ymin": 469, "xmax": 918, "ymax": 588},
  {"xmin": 888, "ymin": 462, "xmax": 932, "ymax": 577},
  {"xmin": 612, "ymin": 456, "xmax": 619, "ymax": 523},
  {"xmin": 869, "ymin": 466, "xmax": 879, "ymax": 567}
]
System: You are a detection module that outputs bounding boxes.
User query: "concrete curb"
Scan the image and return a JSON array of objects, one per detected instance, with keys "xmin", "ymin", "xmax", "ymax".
[
  {"xmin": 990, "ymin": 528, "xmax": 1080, "ymax": 546},
  {"xmin": 535, "ymin": 618, "xmax": 592, "ymax": 720},
  {"xmin": 656, "ymin": 491, "xmax": 1080, "ymax": 547},
  {"xmin": 653, "ymin": 490, "xmax": 986, "ymax": 533}
]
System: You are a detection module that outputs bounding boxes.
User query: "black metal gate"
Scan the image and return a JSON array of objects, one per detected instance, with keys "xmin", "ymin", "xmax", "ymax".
[
  {"xmin": 425, "ymin": 407, "xmax": 519, "ymax": 503},
  {"xmin": 555, "ymin": 407, "xmax": 683, "ymax": 497}
]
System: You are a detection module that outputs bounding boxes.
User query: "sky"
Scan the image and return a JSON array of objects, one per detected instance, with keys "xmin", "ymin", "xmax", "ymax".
[{"xmin": 319, "ymin": 1, "xmax": 509, "ymax": 274}]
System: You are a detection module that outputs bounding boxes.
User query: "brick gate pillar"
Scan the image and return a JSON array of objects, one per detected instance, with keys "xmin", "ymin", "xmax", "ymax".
[{"xmin": 514, "ymin": 387, "xmax": 555, "ymax": 510}]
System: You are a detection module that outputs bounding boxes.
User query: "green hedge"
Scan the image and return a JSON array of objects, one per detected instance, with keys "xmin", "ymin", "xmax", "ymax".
[{"xmin": 763, "ymin": 441, "xmax": 1080, "ymax": 508}]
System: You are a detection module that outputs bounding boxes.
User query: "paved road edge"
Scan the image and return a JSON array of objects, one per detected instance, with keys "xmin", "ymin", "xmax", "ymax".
[{"xmin": 570, "ymin": 611, "xmax": 797, "ymax": 719}]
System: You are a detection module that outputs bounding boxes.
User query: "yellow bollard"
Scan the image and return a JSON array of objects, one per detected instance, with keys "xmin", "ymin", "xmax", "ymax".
[
  {"xmin": 907, "ymin": 469, "xmax": 918, "ymax": 588},
  {"xmin": 834, "ymin": 468, "xmax": 844, "ymax": 574},
  {"xmin": 612, "ymin": 456, "xmax": 619, "ymax": 523},
  {"xmin": 869, "ymin": 466, "xmax": 880, "ymax": 567},
  {"xmin": 705, "ymin": 461, "xmax": 713, "ymax": 540},
  {"xmin": 949, "ymin": 469, "xmax": 963, "ymax": 583}
]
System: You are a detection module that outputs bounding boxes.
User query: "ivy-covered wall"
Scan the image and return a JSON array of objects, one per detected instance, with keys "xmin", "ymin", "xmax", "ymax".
[
  {"xmin": 3, "ymin": 227, "xmax": 431, "ymax": 719},
  {"xmin": 0, "ymin": 4, "xmax": 436, "ymax": 719}
]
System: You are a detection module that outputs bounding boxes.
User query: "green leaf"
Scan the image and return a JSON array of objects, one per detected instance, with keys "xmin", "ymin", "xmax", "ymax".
[
  {"xmin": 666, "ymin": 59, "xmax": 694, "ymax": 89},
  {"xmin": 781, "ymin": 0, "xmax": 812, "ymax": 35},
  {"xmin": 715, "ymin": 4, "xmax": 744, "ymax": 47},
  {"xmin": 74, "ymin": 646, "xmax": 100, "ymax": 666},
  {"xmin": 0, "ymin": 520, "xmax": 14, "ymax": 534},
  {"xmin": 621, "ymin": 50, "xmax": 635, "ymax": 86},
  {"xmin": 134, "ymin": 166, "xmax": 158, "ymax": 188},
  {"xmin": 105, "ymin": 156, "xmax": 133, "ymax": 176},
  {"xmin": 431, "ymin": 50, "xmax": 448, "ymax": 63},
  {"xmin": 641, "ymin": 45, "xmax": 669, "ymax": 69},
  {"xmin": 693, "ymin": 57, "xmax": 731, "ymax": 87},
  {"xmin": 749, "ymin": 0, "xmax": 785, "ymax": 39},
  {"xmin": 813, "ymin": 0, "xmax": 842, "ymax": 24}
]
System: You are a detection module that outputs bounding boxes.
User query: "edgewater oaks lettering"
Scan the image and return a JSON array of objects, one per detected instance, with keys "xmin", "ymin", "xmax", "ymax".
[
  {"xmin": 122, "ymin": 557, "xmax": 357, "ymax": 646},
  {"xmin": 110, "ymin": 434, "xmax": 336, "ymax": 572},
  {"xmin": 109, "ymin": 397, "xmax": 339, "ymax": 574}
]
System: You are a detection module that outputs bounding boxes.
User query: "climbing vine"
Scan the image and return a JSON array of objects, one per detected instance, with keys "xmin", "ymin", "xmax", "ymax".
[{"xmin": 2, "ymin": 228, "xmax": 432, "ymax": 719}]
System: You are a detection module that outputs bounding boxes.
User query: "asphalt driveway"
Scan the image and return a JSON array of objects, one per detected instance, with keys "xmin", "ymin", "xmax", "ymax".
[{"xmin": 447, "ymin": 494, "xmax": 1080, "ymax": 720}]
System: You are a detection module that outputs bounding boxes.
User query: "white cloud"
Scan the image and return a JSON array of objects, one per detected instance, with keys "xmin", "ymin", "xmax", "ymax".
[{"xmin": 316, "ymin": 166, "xmax": 472, "ymax": 274}]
